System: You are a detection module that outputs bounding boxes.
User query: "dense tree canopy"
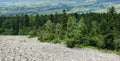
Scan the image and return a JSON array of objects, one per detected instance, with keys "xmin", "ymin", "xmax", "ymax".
[{"xmin": 0, "ymin": 7, "xmax": 120, "ymax": 50}]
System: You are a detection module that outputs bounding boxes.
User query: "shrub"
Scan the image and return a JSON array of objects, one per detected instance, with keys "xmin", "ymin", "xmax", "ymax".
[
  {"xmin": 114, "ymin": 39, "xmax": 120, "ymax": 50},
  {"xmin": 0, "ymin": 29, "xmax": 4, "ymax": 34},
  {"xmin": 89, "ymin": 35, "xmax": 105, "ymax": 48},
  {"xmin": 66, "ymin": 38, "xmax": 77, "ymax": 48},
  {"xmin": 18, "ymin": 27, "xmax": 30, "ymax": 35},
  {"xmin": 3, "ymin": 29, "xmax": 14, "ymax": 35},
  {"xmin": 29, "ymin": 30, "xmax": 37, "ymax": 38},
  {"xmin": 104, "ymin": 33, "xmax": 115, "ymax": 50}
]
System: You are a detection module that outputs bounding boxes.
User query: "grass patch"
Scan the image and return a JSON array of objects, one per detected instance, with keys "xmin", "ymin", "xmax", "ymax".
[{"xmin": 75, "ymin": 45, "xmax": 120, "ymax": 55}]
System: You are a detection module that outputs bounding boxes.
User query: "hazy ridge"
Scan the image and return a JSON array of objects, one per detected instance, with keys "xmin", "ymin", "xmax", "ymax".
[{"xmin": 0, "ymin": 0, "xmax": 120, "ymax": 15}]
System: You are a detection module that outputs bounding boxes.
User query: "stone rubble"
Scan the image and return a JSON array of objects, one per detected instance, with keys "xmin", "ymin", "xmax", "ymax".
[{"xmin": 0, "ymin": 35, "xmax": 120, "ymax": 61}]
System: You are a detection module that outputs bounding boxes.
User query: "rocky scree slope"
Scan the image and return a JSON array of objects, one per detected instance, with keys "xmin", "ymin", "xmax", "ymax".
[{"xmin": 0, "ymin": 35, "xmax": 120, "ymax": 61}]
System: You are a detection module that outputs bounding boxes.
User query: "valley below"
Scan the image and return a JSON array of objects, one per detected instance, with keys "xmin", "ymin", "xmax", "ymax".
[{"xmin": 1, "ymin": 0, "xmax": 120, "ymax": 15}]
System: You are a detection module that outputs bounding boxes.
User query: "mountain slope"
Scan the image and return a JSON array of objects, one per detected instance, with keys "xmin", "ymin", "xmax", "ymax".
[{"xmin": 0, "ymin": 35, "xmax": 120, "ymax": 61}]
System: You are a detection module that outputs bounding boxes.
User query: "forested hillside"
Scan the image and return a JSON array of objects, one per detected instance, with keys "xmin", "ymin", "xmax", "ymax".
[{"xmin": 0, "ymin": 7, "xmax": 120, "ymax": 51}]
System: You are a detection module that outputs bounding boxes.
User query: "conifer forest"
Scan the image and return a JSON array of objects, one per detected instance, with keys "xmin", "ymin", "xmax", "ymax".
[{"xmin": 0, "ymin": 7, "xmax": 120, "ymax": 51}]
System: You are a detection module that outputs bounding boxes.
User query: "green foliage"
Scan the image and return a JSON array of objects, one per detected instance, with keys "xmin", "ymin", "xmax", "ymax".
[
  {"xmin": 114, "ymin": 39, "xmax": 120, "ymax": 50},
  {"xmin": 89, "ymin": 35, "xmax": 105, "ymax": 48},
  {"xmin": 18, "ymin": 27, "xmax": 30, "ymax": 35},
  {"xmin": 65, "ymin": 38, "xmax": 78, "ymax": 48},
  {"xmin": 104, "ymin": 33, "xmax": 115, "ymax": 50},
  {"xmin": 0, "ymin": 28, "xmax": 4, "ymax": 34},
  {"xmin": 2, "ymin": 19, "xmax": 13, "ymax": 29},
  {"xmin": 23, "ymin": 14, "xmax": 30, "ymax": 27},
  {"xmin": 38, "ymin": 20, "xmax": 55, "ymax": 42},
  {"xmin": 77, "ymin": 17, "xmax": 88, "ymax": 43},
  {"xmin": 29, "ymin": 30, "xmax": 37, "ymax": 37},
  {"xmin": 34, "ymin": 14, "xmax": 40, "ymax": 28},
  {"xmin": 107, "ymin": 6, "xmax": 116, "ymax": 17},
  {"xmin": 0, "ymin": 7, "xmax": 120, "ymax": 51},
  {"xmin": 54, "ymin": 23, "xmax": 63, "ymax": 42},
  {"xmin": 61, "ymin": 10, "xmax": 69, "ymax": 30},
  {"xmin": 3, "ymin": 29, "xmax": 14, "ymax": 35},
  {"xmin": 66, "ymin": 17, "xmax": 77, "ymax": 38}
]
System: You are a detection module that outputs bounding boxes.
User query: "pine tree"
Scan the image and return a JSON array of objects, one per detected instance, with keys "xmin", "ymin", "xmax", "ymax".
[
  {"xmin": 23, "ymin": 14, "xmax": 30, "ymax": 27},
  {"xmin": 104, "ymin": 33, "xmax": 115, "ymax": 50},
  {"xmin": 76, "ymin": 17, "xmax": 88, "ymax": 45},
  {"xmin": 66, "ymin": 16, "xmax": 77, "ymax": 38},
  {"xmin": 39, "ymin": 15, "xmax": 46, "ymax": 27},
  {"xmin": 39, "ymin": 20, "xmax": 55, "ymax": 42},
  {"xmin": 61, "ymin": 10, "xmax": 69, "ymax": 30},
  {"xmin": 12, "ymin": 19, "xmax": 19, "ymax": 35},
  {"xmin": 74, "ymin": 12, "xmax": 79, "ymax": 20},
  {"xmin": 19, "ymin": 14, "xmax": 24, "ymax": 28},
  {"xmin": 35, "ymin": 14, "xmax": 40, "ymax": 28},
  {"xmin": 54, "ymin": 23, "xmax": 62, "ymax": 43},
  {"xmin": 90, "ymin": 21, "xmax": 100, "ymax": 36},
  {"xmin": 107, "ymin": 6, "xmax": 117, "ymax": 30},
  {"xmin": 54, "ymin": 12, "xmax": 59, "ymax": 23},
  {"xmin": 107, "ymin": 6, "xmax": 116, "ymax": 17},
  {"xmin": 67, "ymin": 16, "xmax": 77, "ymax": 44},
  {"xmin": 50, "ymin": 14, "xmax": 55, "ymax": 23}
]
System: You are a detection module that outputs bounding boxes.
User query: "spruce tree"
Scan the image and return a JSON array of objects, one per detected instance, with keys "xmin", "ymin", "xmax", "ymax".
[
  {"xmin": 61, "ymin": 10, "xmax": 69, "ymax": 30},
  {"xmin": 76, "ymin": 17, "xmax": 88, "ymax": 45},
  {"xmin": 23, "ymin": 14, "xmax": 30, "ymax": 27},
  {"xmin": 35, "ymin": 14, "xmax": 40, "ymax": 28}
]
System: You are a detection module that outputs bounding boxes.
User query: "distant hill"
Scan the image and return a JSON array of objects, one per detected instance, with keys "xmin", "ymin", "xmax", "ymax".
[
  {"xmin": 0, "ymin": 0, "xmax": 119, "ymax": 2},
  {"xmin": 0, "ymin": 0, "xmax": 120, "ymax": 15},
  {"xmin": 97, "ymin": 0, "xmax": 119, "ymax": 2}
]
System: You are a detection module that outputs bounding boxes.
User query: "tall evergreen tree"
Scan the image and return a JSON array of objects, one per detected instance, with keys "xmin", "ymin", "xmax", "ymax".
[
  {"xmin": 61, "ymin": 10, "xmax": 69, "ymax": 30},
  {"xmin": 35, "ymin": 14, "xmax": 40, "ymax": 28},
  {"xmin": 23, "ymin": 14, "xmax": 30, "ymax": 27}
]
